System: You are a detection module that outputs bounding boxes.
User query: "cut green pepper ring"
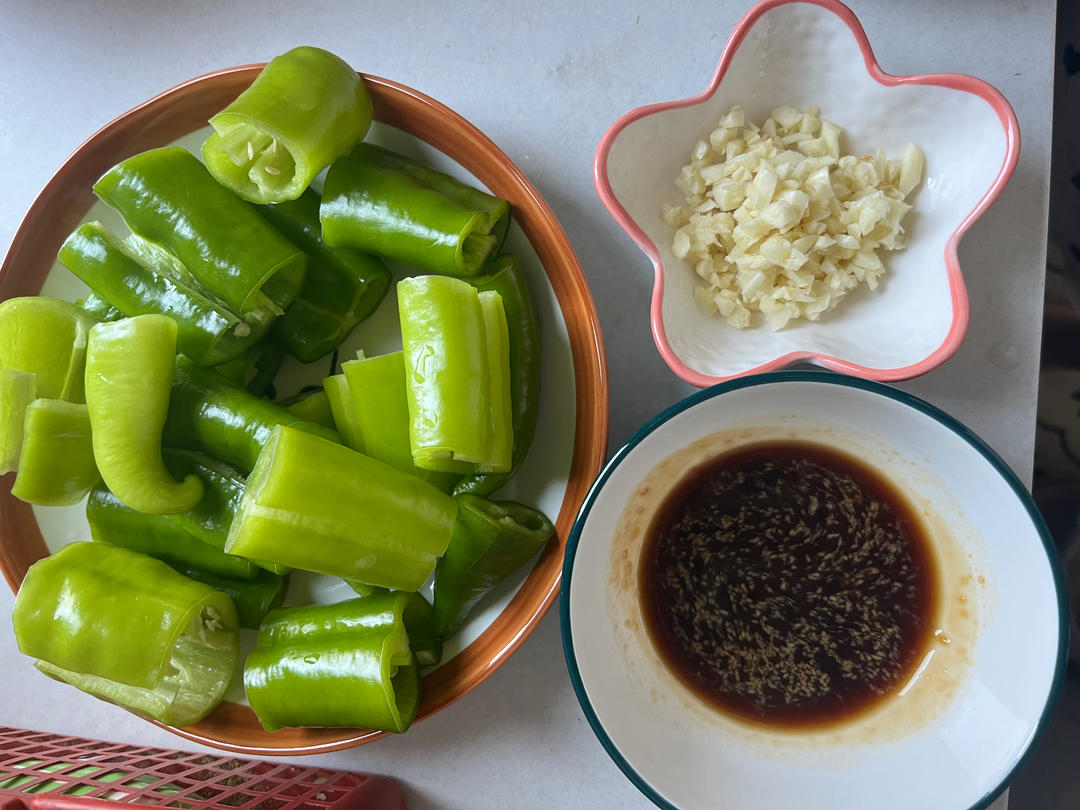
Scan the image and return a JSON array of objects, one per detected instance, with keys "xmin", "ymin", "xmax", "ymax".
[
  {"xmin": 13, "ymin": 542, "xmax": 238, "ymax": 728},
  {"xmin": 11, "ymin": 399, "xmax": 99, "ymax": 507},
  {"xmin": 244, "ymin": 594, "xmax": 420, "ymax": 733},
  {"xmin": 202, "ymin": 46, "xmax": 373, "ymax": 205}
]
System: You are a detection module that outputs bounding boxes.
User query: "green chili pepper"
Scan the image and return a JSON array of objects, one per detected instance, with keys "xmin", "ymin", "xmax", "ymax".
[
  {"xmin": 244, "ymin": 594, "xmax": 419, "ymax": 733},
  {"xmin": 226, "ymin": 425, "xmax": 456, "ymax": 591},
  {"xmin": 323, "ymin": 372, "xmax": 365, "ymax": 452},
  {"xmin": 13, "ymin": 541, "xmax": 238, "ymax": 727},
  {"xmin": 340, "ymin": 583, "xmax": 443, "ymax": 667},
  {"xmin": 59, "ymin": 222, "xmax": 271, "ymax": 366},
  {"xmin": 86, "ymin": 450, "xmax": 258, "ymax": 581},
  {"xmin": 432, "ymin": 495, "xmax": 554, "ymax": 638},
  {"xmin": 78, "ymin": 292, "xmax": 123, "ymax": 323},
  {"xmin": 321, "ymin": 144, "xmax": 510, "ymax": 276},
  {"xmin": 0, "ymin": 297, "xmax": 95, "ymax": 403},
  {"xmin": 86, "ymin": 316, "xmax": 204, "ymax": 515},
  {"xmin": 454, "ymin": 255, "xmax": 542, "ymax": 496},
  {"xmin": 172, "ymin": 566, "xmax": 288, "ymax": 630},
  {"xmin": 397, "ymin": 275, "xmax": 512, "ymax": 474},
  {"xmin": 0, "ymin": 368, "xmax": 36, "ymax": 474},
  {"xmin": 280, "ymin": 388, "xmax": 336, "ymax": 429},
  {"xmin": 203, "ymin": 46, "xmax": 372, "ymax": 205},
  {"xmin": 338, "ymin": 351, "xmax": 458, "ymax": 491},
  {"xmin": 164, "ymin": 356, "xmax": 338, "ymax": 474},
  {"xmin": 93, "ymin": 147, "xmax": 306, "ymax": 316},
  {"xmin": 212, "ymin": 341, "xmax": 283, "ymax": 395},
  {"xmin": 11, "ymin": 399, "xmax": 99, "ymax": 506},
  {"xmin": 259, "ymin": 189, "xmax": 391, "ymax": 362}
]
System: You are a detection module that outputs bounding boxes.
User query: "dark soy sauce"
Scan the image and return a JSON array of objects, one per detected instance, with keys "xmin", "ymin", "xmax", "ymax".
[{"xmin": 640, "ymin": 441, "xmax": 940, "ymax": 729}]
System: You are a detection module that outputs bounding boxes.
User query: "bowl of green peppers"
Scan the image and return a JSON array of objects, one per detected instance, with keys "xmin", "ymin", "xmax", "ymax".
[{"xmin": 0, "ymin": 48, "xmax": 609, "ymax": 753}]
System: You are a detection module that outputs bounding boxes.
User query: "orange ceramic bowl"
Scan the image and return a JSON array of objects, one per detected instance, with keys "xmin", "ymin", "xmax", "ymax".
[{"xmin": 0, "ymin": 66, "xmax": 609, "ymax": 754}]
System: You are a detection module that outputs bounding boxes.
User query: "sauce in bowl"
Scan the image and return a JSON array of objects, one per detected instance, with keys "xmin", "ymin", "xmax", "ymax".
[{"xmin": 639, "ymin": 440, "xmax": 940, "ymax": 729}]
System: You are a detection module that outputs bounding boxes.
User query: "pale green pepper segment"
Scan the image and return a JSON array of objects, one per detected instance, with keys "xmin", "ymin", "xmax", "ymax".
[
  {"xmin": 0, "ymin": 297, "xmax": 95, "ymax": 402},
  {"xmin": 225, "ymin": 425, "xmax": 456, "ymax": 591},
  {"xmin": 11, "ymin": 399, "xmax": 99, "ymax": 506},
  {"xmin": 0, "ymin": 368, "xmax": 37, "ymax": 474},
  {"xmin": 202, "ymin": 46, "xmax": 373, "ymax": 204},
  {"xmin": 85, "ymin": 315, "xmax": 203, "ymax": 514},
  {"xmin": 323, "ymin": 373, "xmax": 365, "ymax": 452},
  {"xmin": 477, "ymin": 291, "xmax": 512, "ymax": 473},
  {"xmin": 13, "ymin": 542, "xmax": 238, "ymax": 727}
]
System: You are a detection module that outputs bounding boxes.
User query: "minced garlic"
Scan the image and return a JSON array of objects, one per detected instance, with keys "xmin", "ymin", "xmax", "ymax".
[{"xmin": 663, "ymin": 105, "xmax": 923, "ymax": 330}]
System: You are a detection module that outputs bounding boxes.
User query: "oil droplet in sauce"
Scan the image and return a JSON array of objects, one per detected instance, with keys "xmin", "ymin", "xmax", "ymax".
[{"xmin": 639, "ymin": 441, "xmax": 940, "ymax": 730}]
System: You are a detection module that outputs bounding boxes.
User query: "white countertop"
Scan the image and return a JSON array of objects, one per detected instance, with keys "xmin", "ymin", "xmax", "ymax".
[{"xmin": 0, "ymin": 1, "xmax": 1053, "ymax": 808}]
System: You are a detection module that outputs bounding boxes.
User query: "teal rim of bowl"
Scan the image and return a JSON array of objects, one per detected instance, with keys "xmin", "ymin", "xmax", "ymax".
[{"xmin": 559, "ymin": 369, "xmax": 1068, "ymax": 810}]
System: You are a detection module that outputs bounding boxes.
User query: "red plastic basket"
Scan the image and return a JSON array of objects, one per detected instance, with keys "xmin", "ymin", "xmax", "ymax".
[{"xmin": 0, "ymin": 729, "xmax": 405, "ymax": 810}]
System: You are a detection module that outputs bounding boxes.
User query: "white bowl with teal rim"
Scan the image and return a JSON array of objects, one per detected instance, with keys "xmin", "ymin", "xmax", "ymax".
[{"xmin": 561, "ymin": 371, "xmax": 1065, "ymax": 810}]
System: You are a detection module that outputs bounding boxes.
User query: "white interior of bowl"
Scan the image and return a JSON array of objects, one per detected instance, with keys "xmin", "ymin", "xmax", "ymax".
[
  {"xmin": 604, "ymin": 2, "xmax": 1007, "ymax": 379},
  {"xmin": 31, "ymin": 122, "xmax": 577, "ymax": 702},
  {"xmin": 567, "ymin": 379, "xmax": 1060, "ymax": 809}
]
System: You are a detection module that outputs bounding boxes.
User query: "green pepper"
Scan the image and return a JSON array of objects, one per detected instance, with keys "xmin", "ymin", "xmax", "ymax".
[
  {"xmin": 432, "ymin": 495, "xmax": 554, "ymax": 638},
  {"xmin": 13, "ymin": 542, "xmax": 238, "ymax": 727},
  {"xmin": 78, "ymin": 292, "xmax": 122, "ymax": 323},
  {"xmin": 397, "ymin": 275, "xmax": 512, "ymax": 474},
  {"xmin": 212, "ymin": 341, "xmax": 283, "ymax": 395},
  {"xmin": 93, "ymin": 147, "xmax": 306, "ymax": 316},
  {"xmin": 321, "ymin": 144, "xmax": 509, "ymax": 276},
  {"xmin": 164, "ymin": 356, "xmax": 338, "ymax": 474},
  {"xmin": 0, "ymin": 297, "xmax": 95, "ymax": 402},
  {"xmin": 259, "ymin": 189, "xmax": 391, "ymax": 362},
  {"xmin": 341, "ymin": 583, "xmax": 443, "ymax": 668},
  {"xmin": 454, "ymin": 255, "xmax": 542, "ymax": 496},
  {"xmin": 202, "ymin": 46, "xmax": 372, "ymax": 205},
  {"xmin": 244, "ymin": 594, "xmax": 419, "ymax": 733},
  {"xmin": 226, "ymin": 425, "xmax": 456, "ymax": 591},
  {"xmin": 279, "ymin": 387, "xmax": 336, "ymax": 429},
  {"xmin": 59, "ymin": 222, "xmax": 271, "ymax": 366},
  {"xmin": 86, "ymin": 451, "xmax": 258, "ymax": 581},
  {"xmin": 338, "ymin": 351, "xmax": 458, "ymax": 491},
  {"xmin": 0, "ymin": 368, "xmax": 36, "ymax": 473},
  {"xmin": 86, "ymin": 316, "xmax": 203, "ymax": 514},
  {"xmin": 323, "ymin": 372, "xmax": 365, "ymax": 452},
  {"xmin": 172, "ymin": 566, "xmax": 288, "ymax": 630},
  {"xmin": 11, "ymin": 399, "xmax": 99, "ymax": 506}
]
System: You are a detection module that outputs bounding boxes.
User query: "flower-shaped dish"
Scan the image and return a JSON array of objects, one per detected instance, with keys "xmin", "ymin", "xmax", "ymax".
[{"xmin": 594, "ymin": 0, "xmax": 1020, "ymax": 386}]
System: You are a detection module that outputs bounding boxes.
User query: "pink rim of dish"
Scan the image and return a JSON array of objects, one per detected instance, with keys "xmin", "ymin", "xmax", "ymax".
[{"xmin": 593, "ymin": 0, "xmax": 1021, "ymax": 387}]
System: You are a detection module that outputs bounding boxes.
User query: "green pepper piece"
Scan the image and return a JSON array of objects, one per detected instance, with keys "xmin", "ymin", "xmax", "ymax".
[
  {"xmin": 244, "ymin": 594, "xmax": 419, "ymax": 733},
  {"xmin": 321, "ymin": 144, "xmax": 510, "ymax": 276},
  {"xmin": 164, "ymin": 356, "xmax": 338, "ymax": 474},
  {"xmin": 59, "ymin": 222, "xmax": 271, "ymax": 366},
  {"xmin": 203, "ymin": 46, "xmax": 372, "ymax": 205},
  {"xmin": 93, "ymin": 147, "xmax": 306, "ymax": 316},
  {"xmin": 226, "ymin": 425, "xmax": 456, "ymax": 591},
  {"xmin": 259, "ymin": 189, "xmax": 391, "ymax": 362},
  {"xmin": 0, "ymin": 297, "xmax": 95, "ymax": 402},
  {"xmin": 323, "ymin": 372, "xmax": 365, "ymax": 452},
  {"xmin": 11, "ymin": 399, "xmax": 99, "ymax": 506},
  {"xmin": 397, "ymin": 275, "xmax": 512, "ymax": 474},
  {"xmin": 432, "ymin": 495, "xmax": 554, "ymax": 638},
  {"xmin": 0, "ymin": 368, "xmax": 37, "ymax": 474},
  {"xmin": 171, "ymin": 566, "xmax": 288, "ymax": 630},
  {"xmin": 454, "ymin": 255, "xmax": 542, "ymax": 496},
  {"xmin": 477, "ymin": 291, "xmax": 512, "ymax": 473},
  {"xmin": 86, "ymin": 316, "xmax": 203, "ymax": 515},
  {"xmin": 13, "ymin": 542, "xmax": 238, "ymax": 727},
  {"xmin": 212, "ymin": 341, "xmax": 283, "ymax": 395},
  {"xmin": 78, "ymin": 292, "xmax": 123, "ymax": 323},
  {"xmin": 280, "ymin": 388, "xmax": 336, "ymax": 429},
  {"xmin": 86, "ymin": 450, "xmax": 258, "ymax": 580},
  {"xmin": 340, "ymin": 583, "xmax": 443, "ymax": 668},
  {"xmin": 339, "ymin": 351, "xmax": 458, "ymax": 491}
]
